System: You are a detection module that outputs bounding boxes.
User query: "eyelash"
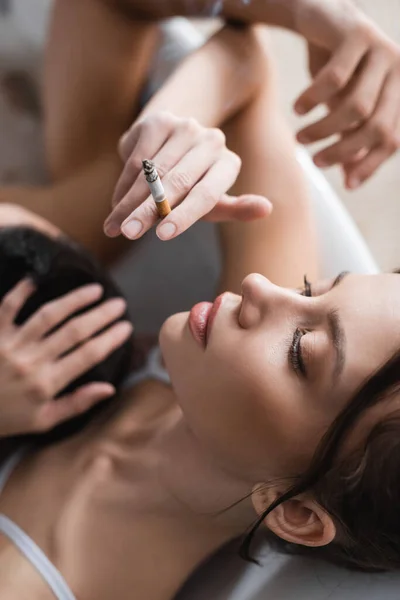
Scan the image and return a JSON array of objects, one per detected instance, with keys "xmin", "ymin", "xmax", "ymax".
[
  {"xmin": 290, "ymin": 329, "xmax": 307, "ymax": 377},
  {"xmin": 302, "ymin": 275, "xmax": 312, "ymax": 297},
  {"xmin": 290, "ymin": 275, "xmax": 313, "ymax": 377}
]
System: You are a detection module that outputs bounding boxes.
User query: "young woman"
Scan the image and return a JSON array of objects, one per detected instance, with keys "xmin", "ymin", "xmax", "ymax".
[{"xmin": 0, "ymin": 23, "xmax": 399, "ymax": 600}]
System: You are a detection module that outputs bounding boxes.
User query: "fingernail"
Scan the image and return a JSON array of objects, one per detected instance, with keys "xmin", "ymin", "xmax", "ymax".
[
  {"xmin": 118, "ymin": 321, "xmax": 134, "ymax": 336},
  {"xmin": 101, "ymin": 386, "xmax": 116, "ymax": 399},
  {"xmin": 157, "ymin": 222, "xmax": 177, "ymax": 241},
  {"xmin": 121, "ymin": 219, "xmax": 143, "ymax": 239},
  {"xmin": 108, "ymin": 297, "xmax": 127, "ymax": 311},
  {"xmin": 348, "ymin": 177, "xmax": 360, "ymax": 189},
  {"xmin": 104, "ymin": 220, "xmax": 121, "ymax": 238},
  {"xmin": 295, "ymin": 103, "xmax": 307, "ymax": 115},
  {"xmin": 265, "ymin": 198, "xmax": 273, "ymax": 212},
  {"xmin": 85, "ymin": 284, "xmax": 103, "ymax": 297},
  {"xmin": 314, "ymin": 156, "xmax": 329, "ymax": 167},
  {"xmin": 297, "ymin": 132, "xmax": 310, "ymax": 144}
]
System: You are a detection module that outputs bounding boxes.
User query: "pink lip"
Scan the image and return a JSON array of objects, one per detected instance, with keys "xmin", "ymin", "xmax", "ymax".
[{"xmin": 189, "ymin": 294, "xmax": 225, "ymax": 348}]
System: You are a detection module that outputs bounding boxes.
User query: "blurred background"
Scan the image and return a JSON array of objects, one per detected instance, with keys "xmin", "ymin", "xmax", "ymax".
[{"xmin": 0, "ymin": 0, "xmax": 399, "ymax": 270}]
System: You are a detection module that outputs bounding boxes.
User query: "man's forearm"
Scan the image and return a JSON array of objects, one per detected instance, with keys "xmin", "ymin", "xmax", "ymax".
[
  {"xmin": 109, "ymin": 0, "xmax": 303, "ymax": 32},
  {"xmin": 139, "ymin": 25, "xmax": 265, "ymax": 127}
]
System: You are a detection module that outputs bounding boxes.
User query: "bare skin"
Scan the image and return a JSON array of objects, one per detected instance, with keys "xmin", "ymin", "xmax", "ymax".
[
  {"xmin": 0, "ymin": 28, "xmax": 319, "ymax": 599},
  {"xmin": 0, "ymin": 0, "xmax": 159, "ymax": 263},
  {"xmin": 3, "ymin": 0, "xmax": 399, "ymax": 271},
  {"xmin": 104, "ymin": 0, "xmax": 400, "ymax": 188}
]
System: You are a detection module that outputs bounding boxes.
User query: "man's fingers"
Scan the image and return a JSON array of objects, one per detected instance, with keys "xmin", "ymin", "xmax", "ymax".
[
  {"xmin": 344, "ymin": 146, "xmax": 394, "ymax": 189},
  {"xmin": 118, "ymin": 126, "xmax": 141, "ymax": 164},
  {"xmin": 313, "ymin": 68, "xmax": 400, "ymax": 168},
  {"xmin": 205, "ymin": 194, "xmax": 273, "ymax": 222},
  {"xmin": 155, "ymin": 152, "xmax": 242, "ymax": 241},
  {"xmin": 17, "ymin": 284, "xmax": 104, "ymax": 344},
  {"xmin": 313, "ymin": 127, "xmax": 370, "ymax": 168},
  {"xmin": 111, "ymin": 124, "xmax": 168, "ymax": 219},
  {"xmin": 43, "ymin": 297, "xmax": 128, "ymax": 358},
  {"xmin": 109, "ymin": 113, "xmax": 179, "ymax": 223},
  {"xmin": 295, "ymin": 37, "xmax": 367, "ymax": 115},
  {"xmin": 36, "ymin": 382, "xmax": 115, "ymax": 432},
  {"xmin": 106, "ymin": 121, "xmax": 202, "ymax": 236},
  {"xmin": 53, "ymin": 321, "xmax": 133, "ymax": 392},
  {"xmin": 297, "ymin": 50, "xmax": 390, "ymax": 144},
  {"xmin": 0, "ymin": 278, "xmax": 36, "ymax": 330},
  {"xmin": 120, "ymin": 131, "xmax": 228, "ymax": 240},
  {"xmin": 343, "ymin": 103, "xmax": 400, "ymax": 188}
]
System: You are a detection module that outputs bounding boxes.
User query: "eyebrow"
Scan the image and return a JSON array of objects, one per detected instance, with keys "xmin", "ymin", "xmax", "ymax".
[
  {"xmin": 326, "ymin": 272, "xmax": 349, "ymax": 383},
  {"xmin": 332, "ymin": 270, "xmax": 349, "ymax": 289},
  {"xmin": 328, "ymin": 309, "xmax": 346, "ymax": 383}
]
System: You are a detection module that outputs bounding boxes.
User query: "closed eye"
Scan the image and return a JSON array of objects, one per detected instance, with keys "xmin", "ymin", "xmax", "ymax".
[
  {"xmin": 298, "ymin": 271, "xmax": 349, "ymax": 298},
  {"xmin": 289, "ymin": 328, "xmax": 307, "ymax": 377}
]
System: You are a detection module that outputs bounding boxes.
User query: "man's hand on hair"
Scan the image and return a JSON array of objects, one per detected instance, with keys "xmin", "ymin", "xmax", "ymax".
[{"xmin": 0, "ymin": 280, "xmax": 133, "ymax": 437}]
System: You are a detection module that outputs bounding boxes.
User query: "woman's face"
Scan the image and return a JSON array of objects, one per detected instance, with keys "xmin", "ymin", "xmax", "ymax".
[{"xmin": 160, "ymin": 272, "xmax": 400, "ymax": 483}]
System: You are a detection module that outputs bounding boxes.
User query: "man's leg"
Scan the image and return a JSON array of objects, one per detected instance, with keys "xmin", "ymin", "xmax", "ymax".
[{"xmin": 1, "ymin": 0, "xmax": 158, "ymax": 263}]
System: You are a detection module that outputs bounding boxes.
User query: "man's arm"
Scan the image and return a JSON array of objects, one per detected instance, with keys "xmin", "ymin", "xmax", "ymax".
[
  {"xmin": 139, "ymin": 24, "xmax": 264, "ymax": 126},
  {"xmin": 110, "ymin": 25, "xmax": 317, "ymax": 290},
  {"xmin": 107, "ymin": 0, "xmax": 300, "ymax": 30},
  {"xmin": 106, "ymin": 24, "xmax": 270, "ymax": 234},
  {"xmin": 109, "ymin": 0, "xmax": 400, "ymax": 188}
]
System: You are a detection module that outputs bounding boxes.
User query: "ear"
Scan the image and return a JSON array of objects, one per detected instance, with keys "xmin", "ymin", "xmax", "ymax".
[{"xmin": 251, "ymin": 484, "xmax": 336, "ymax": 548}]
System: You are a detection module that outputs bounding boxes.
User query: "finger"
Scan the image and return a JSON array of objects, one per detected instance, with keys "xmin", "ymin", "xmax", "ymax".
[
  {"xmin": 36, "ymin": 382, "xmax": 115, "ymax": 432},
  {"xmin": 297, "ymin": 49, "xmax": 390, "ymax": 144},
  {"xmin": 17, "ymin": 283, "xmax": 103, "ymax": 343},
  {"xmin": 0, "ymin": 278, "xmax": 36, "ymax": 329},
  {"xmin": 307, "ymin": 43, "xmax": 330, "ymax": 78},
  {"xmin": 204, "ymin": 194, "xmax": 273, "ymax": 222},
  {"xmin": 294, "ymin": 37, "xmax": 367, "ymax": 115},
  {"xmin": 53, "ymin": 321, "xmax": 133, "ymax": 392},
  {"xmin": 107, "ymin": 113, "xmax": 179, "ymax": 232},
  {"xmin": 43, "ymin": 297, "xmax": 128, "ymax": 358},
  {"xmin": 343, "ymin": 100, "xmax": 400, "ymax": 188},
  {"xmin": 314, "ymin": 69, "xmax": 400, "ymax": 168},
  {"xmin": 111, "ymin": 121, "xmax": 170, "ymax": 217},
  {"xmin": 121, "ymin": 130, "xmax": 227, "ymax": 240},
  {"xmin": 344, "ymin": 146, "xmax": 395, "ymax": 189},
  {"xmin": 155, "ymin": 151, "xmax": 242, "ymax": 241},
  {"xmin": 313, "ymin": 128, "xmax": 369, "ymax": 168},
  {"xmin": 107, "ymin": 121, "xmax": 202, "ymax": 236},
  {"xmin": 118, "ymin": 126, "xmax": 141, "ymax": 164}
]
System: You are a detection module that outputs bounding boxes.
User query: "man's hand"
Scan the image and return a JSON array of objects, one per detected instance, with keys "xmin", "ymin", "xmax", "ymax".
[
  {"xmin": 294, "ymin": 0, "xmax": 400, "ymax": 188},
  {"xmin": 0, "ymin": 280, "xmax": 132, "ymax": 437},
  {"xmin": 105, "ymin": 112, "xmax": 272, "ymax": 241}
]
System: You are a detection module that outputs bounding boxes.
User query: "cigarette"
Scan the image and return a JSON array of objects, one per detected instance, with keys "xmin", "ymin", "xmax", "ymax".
[{"xmin": 142, "ymin": 159, "xmax": 171, "ymax": 219}]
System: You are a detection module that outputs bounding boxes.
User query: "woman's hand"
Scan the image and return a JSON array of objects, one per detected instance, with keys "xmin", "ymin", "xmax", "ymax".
[
  {"xmin": 104, "ymin": 112, "xmax": 272, "ymax": 241},
  {"xmin": 294, "ymin": 0, "xmax": 400, "ymax": 188},
  {"xmin": 0, "ymin": 279, "xmax": 133, "ymax": 437}
]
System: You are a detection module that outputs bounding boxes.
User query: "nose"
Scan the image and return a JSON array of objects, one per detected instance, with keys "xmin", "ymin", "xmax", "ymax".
[{"xmin": 239, "ymin": 273, "xmax": 305, "ymax": 329}]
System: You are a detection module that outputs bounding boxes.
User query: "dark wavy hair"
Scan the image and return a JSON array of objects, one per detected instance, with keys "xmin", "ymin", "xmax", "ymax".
[
  {"xmin": 241, "ymin": 337, "xmax": 400, "ymax": 572},
  {"xmin": 0, "ymin": 226, "xmax": 133, "ymax": 449}
]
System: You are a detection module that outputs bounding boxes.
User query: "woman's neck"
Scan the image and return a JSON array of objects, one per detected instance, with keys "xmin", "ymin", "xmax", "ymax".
[{"xmin": 154, "ymin": 402, "xmax": 256, "ymax": 541}]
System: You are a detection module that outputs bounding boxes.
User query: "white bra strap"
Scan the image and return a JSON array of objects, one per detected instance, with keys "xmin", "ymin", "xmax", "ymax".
[
  {"xmin": 147, "ymin": 347, "xmax": 171, "ymax": 385},
  {"xmin": 0, "ymin": 447, "xmax": 27, "ymax": 495},
  {"xmin": 0, "ymin": 514, "xmax": 76, "ymax": 600},
  {"xmin": 123, "ymin": 346, "xmax": 171, "ymax": 390}
]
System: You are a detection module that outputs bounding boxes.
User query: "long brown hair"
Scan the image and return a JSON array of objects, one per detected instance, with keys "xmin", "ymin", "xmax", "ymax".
[{"xmin": 241, "ymin": 345, "xmax": 400, "ymax": 571}]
